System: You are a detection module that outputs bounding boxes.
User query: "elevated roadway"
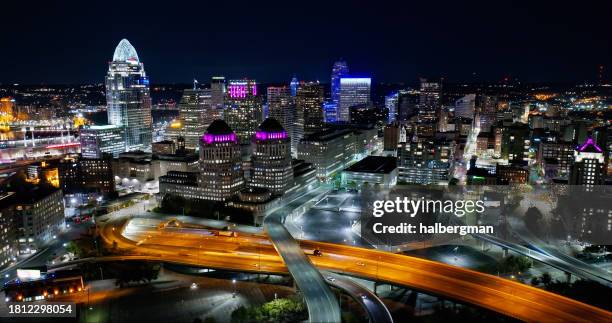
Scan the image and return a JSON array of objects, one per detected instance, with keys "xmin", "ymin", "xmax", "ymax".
[
  {"xmin": 96, "ymin": 216, "xmax": 612, "ymax": 322},
  {"xmin": 264, "ymin": 187, "xmax": 341, "ymax": 323}
]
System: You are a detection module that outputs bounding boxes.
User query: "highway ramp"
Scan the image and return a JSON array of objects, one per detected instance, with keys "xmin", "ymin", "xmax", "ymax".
[
  {"xmin": 264, "ymin": 187, "xmax": 341, "ymax": 323},
  {"xmin": 322, "ymin": 271, "xmax": 393, "ymax": 323}
]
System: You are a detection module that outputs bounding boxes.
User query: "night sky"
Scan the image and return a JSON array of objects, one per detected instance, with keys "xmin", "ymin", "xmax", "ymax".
[{"xmin": 3, "ymin": 0, "xmax": 610, "ymax": 84}]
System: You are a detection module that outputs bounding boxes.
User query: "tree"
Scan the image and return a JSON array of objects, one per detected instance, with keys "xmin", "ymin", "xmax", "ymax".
[
  {"xmin": 540, "ymin": 272, "xmax": 552, "ymax": 286},
  {"xmin": 231, "ymin": 297, "xmax": 306, "ymax": 323},
  {"xmin": 498, "ymin": 255, "xmax": 531, "ymax": 274},
  {"xmin": 112, "ymin": 262, "xmax": 161, "ymax": 288},
  {"xmin": 347, "ymin": 181, "xmax": 357, "ymax": 191},
  {"xmin": 65, "ymin": 241, "xmax": 82, "ymax": 258}
]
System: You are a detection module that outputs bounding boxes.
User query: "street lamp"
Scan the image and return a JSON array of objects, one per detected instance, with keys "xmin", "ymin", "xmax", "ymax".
[{"xmin": 232, "ymin": 279, "xmax": 237, "ymax": 297}]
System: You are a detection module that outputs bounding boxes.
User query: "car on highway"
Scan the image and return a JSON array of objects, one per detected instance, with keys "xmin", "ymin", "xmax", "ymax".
[{"xmin": 326, "ymin": 276, "xmax": 336, "ymax": 282}]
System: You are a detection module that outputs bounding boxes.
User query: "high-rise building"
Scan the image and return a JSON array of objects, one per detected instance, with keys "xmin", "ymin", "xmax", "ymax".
[
  {"xmin": 383, "ymin": 123, "xmax": 400, "ymax": 152},
  {"xmin": 331, "ymin": 60, "xmax": 349, "ymax": 105},
  {"xmin": 323, "ymin": 102, "xmax": 338, "ymax": 123},
  {"xmin": 0, "ymin": 192, "xmax": 17, "ymax": 269},
  {"xmin": 476, "ymin": 95, "xmax": 499, "ymax": 132},
  {"xmin": 398, "ymin": 89, "xmax": 418, "ymax": 122},
  {"xmin": 267, "ymin": 86, "xmax": 296, "ymax": 155},
  {"xmin": 295, "ymin": 82, "xmax": 325, "ymax": 144},
  {"xmin": 14, "ymin": 189, "xmax": 64, "ymax": 253},
  {"xmin": 199, "ymin": 120, "xmax": 245, "ymax": 200},
  {"xmin": 455, "ymin": 94, "xmax": 476, "ymax": 119},
  {"xmin": 385, "ymin": 92, "xmax": 399, "ymax": 124},
  {"xmin": 501, "ymin": 123, "xmax": 530, "ymax": 163},
  {"xmin": 398, "ymin": 138, "xmax": 454, "ymax": 185},
  {"xmin": 223, "ymin": 79, "xmax": 263, "ymax": 145},
  {"xmin": 79, "ymin": 125, "xmax": 126, "ymax": 158},
  {"xmin": 537, "ymin": 140, "xmax": 574, "ymax": 178},
  {"xmin": 250, "ymin": 118, "xmax": 293, "ymax": 195},
  {"xmin": 570, "ymin": 138, "xmax": 606, "ymax": 186},
  {"xmin": 338, "ymin": 77, "xmax": 371, "ymax": 122},
  {"xmin": 418, "ymin": 78, "xmax": 441, "ymax": 122},
  {"xmin": 211, "ymin": 76, "xmax": 226, "ymax": 110},
  {"xmin": 290, "ymin": 75, "xmax": 299, "ymax": 97},
  {"xmin": 106, "ymin": 39, "xmax": 153, "ymax": 152},
  {"xmin": 177, "ymin": 88, "xmax": 212, "ymax": 149}
]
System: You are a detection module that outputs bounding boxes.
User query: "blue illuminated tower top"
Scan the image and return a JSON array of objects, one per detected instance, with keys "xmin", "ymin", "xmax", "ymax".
[{"xmin": 290, "ymin": 75, "xmax": 299, "ymax": 97}]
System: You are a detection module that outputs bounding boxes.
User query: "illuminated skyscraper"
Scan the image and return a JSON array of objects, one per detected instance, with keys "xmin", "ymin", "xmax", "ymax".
[
  {"xmin": 295, "ymin": 82, "xmax": 325, "ymax": 147},
  {"xmin": 570, "ymin": 137, "xmax": 605, "ymax": 186},
  {"xmin": 455, "ymin": 94, "xmax": 476, "ymax": 119},
  {"xmin": 199, "ymin": 120, "xmax": 244, "ymax": 201},
  {"xmin": 177, "ymin": 88, "xmax": 212, "ymax": 149},
  {"xmin": 385, "ymin": 92, "xmax": 399, "ymax": 124},
  {"xmin": 250, "ymin": 118, "xmax": 293, "ymax": 195},
  {"xmin": 267, "ymin": 86, "xmax": 296, "ymax": 154},
  {"xmin": 290, "ymin": 75, "xmax": 299, "ymax": 97},
  {"xmin": 211, "ymin": 76, "xmax": 226, "ymax": 111},
  {"xmin": 323, "ymin": 102, "xmax": 338, "ymax": 123},
  {"xmin": 331, "ymin": 60, "xmax": 349, "ymax": 105},
  {"xmin": 223, "ymin": 79, "xmax": 263, "ymax": 144},
  {"xmin": 418, "ymin": 78, "xmax": 441, "ymax": 122},
  {"xmin": 297, "ymin": 83, "xmax": 325, "ymax": 133},
  {"xmin": 106, "ymin": 39, "xmax": 152, "ymax": 152},
  {"xmin": 338, "ymin": 77, "xmax": 371, "ymax": 122}
]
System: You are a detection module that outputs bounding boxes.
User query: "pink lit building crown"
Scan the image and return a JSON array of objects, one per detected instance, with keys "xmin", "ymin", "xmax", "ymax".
[
  {"xmin": 255, "ymin": 131, "xmax": 288, "ymax": 141},
  {"xmin": 577, "ymin": 137, "xmax": 603, "ymax": 153},
  {"xmin": 202, "ymin": 133, "xmax": 238, "ymax": 144}
]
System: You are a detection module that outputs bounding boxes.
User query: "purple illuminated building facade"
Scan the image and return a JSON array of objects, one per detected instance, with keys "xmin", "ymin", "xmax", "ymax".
[
  {"xmin": 224, "ymin": 79, "xmax": 263, "ymax": 145},
  {"xmin": 250, "ymin": 118, "xmax": 293, "ymax": 195},
  {"xmin": 199, "ymin": 120, "xmax": 244, "ymax": 201}
]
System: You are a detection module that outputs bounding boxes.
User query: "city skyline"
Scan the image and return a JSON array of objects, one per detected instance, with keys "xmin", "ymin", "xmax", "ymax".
[
  {"xmin": 2, "ymin": 1, "xmax": 611, "ymax": 84},
  {"xmin": 0, "ymin": 2, "xmax": 611, "ymax": 323}
]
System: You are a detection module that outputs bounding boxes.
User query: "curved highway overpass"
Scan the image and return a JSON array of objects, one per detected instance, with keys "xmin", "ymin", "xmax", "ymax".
[
  {"xmin": 96, "ymin": 216, "xmax": 612, "ymax": 322},
  {"xmin": 264, "ymin": 215, "xmax": 341, "ymax": 323},
  {"xmin": 474, "ymin": 233, "xmax": 612, "ymax": 287},
  {"xmin": 322, "ymin": 271, "xmax": 393, "ymax": 323}
]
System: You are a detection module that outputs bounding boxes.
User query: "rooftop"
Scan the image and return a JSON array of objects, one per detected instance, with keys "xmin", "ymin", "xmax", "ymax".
[
  {"xmin": 576, "ymin": 137, "xmax": 603, "ymax": 153},
  {"xmin": 112, "ymin": 39, "xmax": 139, "ymax": 63},
  {"xmin": 84, "ymin": 124, "xmax": 121, "ymax": 131},
  {"xmin": 344, "ymin": 156, "xmax": 397, "ymax": 174},
  {"xmin": 257, "ymin": 118, "xmax": 285, "ymax": 133},
  {"xmin": 205, "ymin": 120, "xmax": 234, "ymax": 135}
]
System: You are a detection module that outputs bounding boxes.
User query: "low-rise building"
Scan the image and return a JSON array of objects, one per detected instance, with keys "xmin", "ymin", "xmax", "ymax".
[
  {"xmin": 342, "ymin": 156, "xmax": 397, "ymax": 189},
  {"xmin": 496, "ymin": 163, "xmax": 529, "ymax": 184},
  {"xmin": 152, "ymin": 140, "xmax": 177, "ymax": 155},
  {"xmin": 298, "ymin": 129, "xmax": 356, "ymax": 179}
]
